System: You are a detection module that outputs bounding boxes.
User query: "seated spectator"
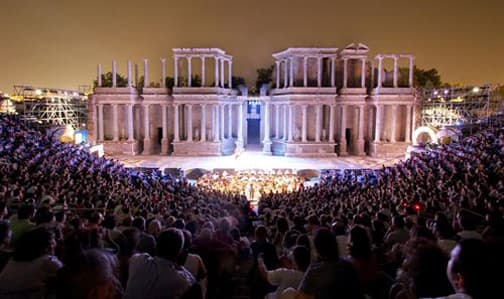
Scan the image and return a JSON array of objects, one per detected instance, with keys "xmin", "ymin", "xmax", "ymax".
[
  {"xmin": 0, "ymin": 227, "xmax": 63, "ymax": 299},
  {"xmin": 132, "ymin": 216, "xmax": 156, "ymax": 256},
  {"xmin": 390, "ymin": 239, "xmax": 453, "ymax": 299},
  {"xmin": 444, "ymin": 239, "xmax": 496, "ymax": 299},
  {"xmin": 56, "ymin": 249, "xmax": 122, "ymax": 299},
  {"xmin": 124, "ymin": 228, "xmax": 199, "ymax": 299},
  {"xmin": 9, "ymin": 203, "xmax": 36, "ymax": 246},
  {"xmin": 456, "ymin": 211, "xmax": 483, "ymax": 241},
  {"xmin": 347, "ymin": 226, "xmax": 379, "ymax": 298},
  {"xmin": 259, "ymin": 245, "xmax": 310, "ymax": 299},
  {"xmin": 296, "ymin": 228, "xmax": 364, "ymax": 299},
  {"xmin": 385, "ymin": 216, "xmax": 410, "ymax": 248},
  {"xmin": 0, "ymin": 220, "xmax": 13, "ymax": 272}
]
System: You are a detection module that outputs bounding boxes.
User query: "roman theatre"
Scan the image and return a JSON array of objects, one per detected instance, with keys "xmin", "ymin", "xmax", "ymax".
[{"xmin": 88, "ymin": 43, "xmax": 416, "ymax": 159}]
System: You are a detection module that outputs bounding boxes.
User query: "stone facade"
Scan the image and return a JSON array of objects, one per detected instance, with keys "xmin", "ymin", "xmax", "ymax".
[{"xmin": 88, "ymin": 44, "xmax": 415, "ymax": 157}]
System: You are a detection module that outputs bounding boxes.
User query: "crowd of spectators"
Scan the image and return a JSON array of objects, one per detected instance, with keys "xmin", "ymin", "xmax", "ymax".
[{"xmin": 0, "ymin": 113, "xmax": 503, "ymax": 299}]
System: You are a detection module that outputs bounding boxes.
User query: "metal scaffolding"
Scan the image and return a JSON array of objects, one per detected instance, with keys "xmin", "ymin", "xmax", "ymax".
[
  {"xmin": 13, "ymin": 85, "xmax": 89, "ymax": 128},
  {"xmin": 419, "ymin": 84, "xmax": 499, "ymax": 129}
]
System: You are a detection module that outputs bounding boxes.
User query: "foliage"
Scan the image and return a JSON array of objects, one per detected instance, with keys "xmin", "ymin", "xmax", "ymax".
[
  {"xmin": 255, "ymin": 65, "xmax": 274, "ymax": 91},
  {"xmin": 232, "ymin": 76, "xmax": 246, "ymax": 89},
  {"xmin": 191, "ymin": 75, "xmax": 202, "ymax": 87},
  {"xmin": 413, "ymin": 66, "xmax": 442, "ymax": 88},
  {"xmin": 93, "ymin": 72, "xmax": 128, "ymax": 88},
  {"xmin": 165, "ymin": 77, "xmax": 174, "ymax": 89}
]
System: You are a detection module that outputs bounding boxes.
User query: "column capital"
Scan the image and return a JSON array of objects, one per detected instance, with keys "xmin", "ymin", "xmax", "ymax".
[{"xmin": 200, "ymin": 103, "xmax": 207, "ymax": 107}]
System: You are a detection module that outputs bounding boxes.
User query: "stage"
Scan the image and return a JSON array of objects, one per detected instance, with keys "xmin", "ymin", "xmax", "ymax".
[{"xmin": 109, "ymin": 149, "xmax": 404, "ymax": 173}]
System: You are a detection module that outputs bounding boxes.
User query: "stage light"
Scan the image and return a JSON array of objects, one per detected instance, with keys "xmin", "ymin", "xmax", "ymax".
[
  {"xmin": 472, "ymin": 86, "xmax": 480, "ymax": 93},
  {"xmin": 414, "ymin": 204, "xmax": 421, "ymax": 212},
  {"xmin": 433, "ymin": 90, "xmax": 438, "ymax": 96},
  {"xmin": 444, "ymin": 89, "xmax": 449, "ymax": 94},
  {"xmin": 35, "ymin": 89, "xmax": 42, "ymax": 95}
]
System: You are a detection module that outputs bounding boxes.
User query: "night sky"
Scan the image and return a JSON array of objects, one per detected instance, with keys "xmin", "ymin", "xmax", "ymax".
[{"xmin": 1, "ymin": 0, "xmax": 503, "ymax": 93}]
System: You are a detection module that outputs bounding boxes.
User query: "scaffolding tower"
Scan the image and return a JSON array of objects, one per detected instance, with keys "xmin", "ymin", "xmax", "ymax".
[
  {"xmin": 13, "ymin": 85, "xmax": 88, "ymax": 129},
  {"xmin": 419, "ymin": 84, "xmax": 499, "ymax": 129}
]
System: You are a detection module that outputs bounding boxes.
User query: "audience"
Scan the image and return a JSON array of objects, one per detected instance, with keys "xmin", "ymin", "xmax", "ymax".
[{"xmin": 0, "ymin": 113, "xmax": 502, "ymax": 299}]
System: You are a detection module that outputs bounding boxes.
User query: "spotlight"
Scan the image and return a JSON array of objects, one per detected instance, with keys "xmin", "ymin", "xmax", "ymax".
[
  {"xmin": 472, "ymin": 86, "xmax": 480, "ymax": 93},
  {"xmin": 35, "ymin": 89, "xmax": 42, "ymax": 96}
]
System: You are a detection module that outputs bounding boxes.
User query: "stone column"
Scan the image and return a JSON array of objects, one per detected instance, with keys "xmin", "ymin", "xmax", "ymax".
[
  {"xmin": 97, "ymin": 64, "xmax": 102, "ymax": 87},
  {"xmin": 98, "ymin": 104, "xmax": 104, "ymax": 142},
  {"xmin": 174, "ymin": 56, "xmax": 179, "ymax": 87},
  {"xmin": 174, "ymin": 104, "xmax": 180, "ymax": 142},
  {"xmin": 289, "ymin": 58, "xmax": 294, "ymax": 87},
  {"xmin": 329, "ymin": 104, "xmax": 335, "ymax": 142},
  {"xmin": 127, "ymin": 104, "xmax": 134, "ymax": 142},
  {"xmin": 228, "ymin": 103, "xmax": 232, "ymax": 138},
  {"xmin": 374, "ymin": 104, "xmax": 382, "ymax": 142},
  {"xmin": 391, "ymin": 104, "xmax": 398, "ymax": 142},
  {"xmin": 161, "ymin": 104, "xmax": 169, "ymax": 154},
  {"xmin": 220, "ymin": 59, "xmax": 225, "ymax": 88},
  {"xmin": 315, "ymin": 104, "xmax": 321, "ymax": 142},
  {"xmin": 212, "ymin": 105, "xmax": 218, "ymax": 141},
  {"xmin": 112, "ymin": 104, "xmax": 119, "ymax": 141},
  {"xmin": 409, "ymin": 57, "xmax": 414, "ymax": 87},
  {"xmin": 361, "ymin": 58, "xmax": 366, "ymax": 88},
  {"xmin": 405, "ymin": 105, "xmax": 412, "ymax": 142},
  {"xmin": 330, "ymin": 57, "xmax": 336, "ymax": 87},
  {"xmin": 275, "ymin": 104, "xmax": 280, "ymax": 139},
  {"xmin": 200, "ymin": 104, "xmax": 206, "ymax": 142},
  {"xmin": 288, "ymin": 105, "xmax": 294, "ymax": 142},
  {"xmin": 377, "ymin": 57, "xmax": 383, "ymax": 88},
  {"xmin": 228, "ymin": 61, "xmax": 232, "ymax": 89},
  {"xmin": 143, "ymin": 59, "xmax": 149, "ymax": 87},
  {"xmin": 237, "ymin": 103, "xmax": 244, "ymax": 147},
  {"xmin": 161, "ymin": 58, "xmax": 166, "ymax": 87},
  {"xmin": 275, "ymin": 61, "xmax": 280, "ymax": 88},
  {"xmin": 317, "ymin": 57, "xmax": 322, "ymax": 87},
  {"xmin": 357, "ymin": 105, "xmax": 365, "ymax": 155},
  {"xmin": 343, "ymin": 58, "xmax": 348, "ymax": 88},
  {"xmin": 340, "ymin": 105, "xmax": 348, "ymax": 155},
  {"xmin": 262, "ymin": 101, "xmax": 271, "ymax": 152},
  {"xmin": 393, "ymin": 56, "xmax": 398, "ymax": 87},
  {"xmin": 127, "ymin": 60, "xmax": 132, "ymax": 87},
  {"xmin": 143, "ymin": 104, "xmax": 151, "ymax": 154},
  {"xmin": 112, "ymin": 60, "xmax": 117, "ymax": 87},
  {"xmin": 303, "ymin": 57, "xmax": 308, "ymax": 87},
  {"xmin": 283, "ymin": 60, "xmax": 288, "ymax": 88},
  {"xmin": 302, "ymin": 105, "xmax": 307, "ymax": 142},
  {"xmin": 215, "ymin": 57, "xmax": 219, "ymax": 87},
  {"xmin": 283, "ymin": 104, "xmax": 288, "ymax": 139},
  {"xmin": 186, "ymin": 104, "xmax": 193, "ymax": 142},
  {"xmin": 220, "ymin": 104, "xmax": 225, "ymax": 140},
  {"xmin": 187, "ymin": 56, "xmax": 192, "ymax": 87},
  {"xmin": 201, "ymin": 56, "xmax": 206, "ymax": 87}
]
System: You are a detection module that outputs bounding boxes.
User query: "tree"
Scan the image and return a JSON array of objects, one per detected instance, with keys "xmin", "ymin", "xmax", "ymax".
[
  {"xmin": 413, "ymin": 66, "xmax": 442, "ymax": 88},
  {"xmin": 255, "ymin": 65, "xmax": 274, "ymax": 91},
  {"xmin": 232, "ymin": 76, "xmax": 246, "ymax": 89},
  {"xmin": 93, "ymin": 72, "xmax": 128, "ymax": 88},
  {"xmin": 398, "ymin": 66, "xmax": 443, "ymax": 88}
]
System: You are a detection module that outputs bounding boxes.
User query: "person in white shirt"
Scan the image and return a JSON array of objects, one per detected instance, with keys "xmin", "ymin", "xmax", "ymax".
[
  {"xmin": 258, "ymin": 246, "xmax": 311, "ymax": 299},
  {"xmin": 124, "ymin": 228, "xmax": 200, "ymax": 299}
]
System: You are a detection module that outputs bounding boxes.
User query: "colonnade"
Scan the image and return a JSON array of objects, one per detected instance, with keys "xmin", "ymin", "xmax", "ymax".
[
  {"xmin": 173, "ymin": 55, "xmax": 232, "ymax": 88},
  {"xmin": 375, "ymin": 54, "xmax": 415, "ymax": 88},
  {"xmin": 275, "ymin": 55, "xmax": 337, "ymax": 88},
  {"xmin": 93, "ymin": 101, "xmax": 244, "ymax": 154},
  {"xmin": 373, "ymin": 104, "xmax": 413, "ymax": 143}
]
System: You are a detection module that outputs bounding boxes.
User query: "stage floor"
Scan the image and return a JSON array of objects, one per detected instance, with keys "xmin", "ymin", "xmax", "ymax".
[{"xmin": 109, "ymin": 151, "xmax": 404, "ymax": 172}]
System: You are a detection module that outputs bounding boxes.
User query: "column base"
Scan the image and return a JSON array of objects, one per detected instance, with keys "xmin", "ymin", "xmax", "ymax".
[
  {"xmin": 142, "ymin": 139, "xmax": 152, "ymax": 155},
  {"xmin": 262, "ymin": 140, "xmax": 272, "ymax": 154},
  {"xmin": 161, "ymin": 138, "xmax": 169, "ymax": 155},
  {"xmin": 339, "ymin": 141, "xmax": 348, "ymax": 156},
  {"xmin": 354, "ymin": 140, "xmax": 366, "ymax": 156},
  {"xmin": 236, "ymin": 139, "xmax": 244, "ymax": 152}
]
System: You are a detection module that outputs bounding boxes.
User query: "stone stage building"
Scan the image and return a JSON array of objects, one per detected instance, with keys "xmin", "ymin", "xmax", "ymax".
[{"xmin": 88, "ymin": 44, "xmax": 415, "ymax": 157}]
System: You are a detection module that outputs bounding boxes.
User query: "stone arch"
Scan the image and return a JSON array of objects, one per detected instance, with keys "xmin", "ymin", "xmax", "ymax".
[{"xmin": 412, "ymin": 126, "xmax": 438, "ymax": 145}]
